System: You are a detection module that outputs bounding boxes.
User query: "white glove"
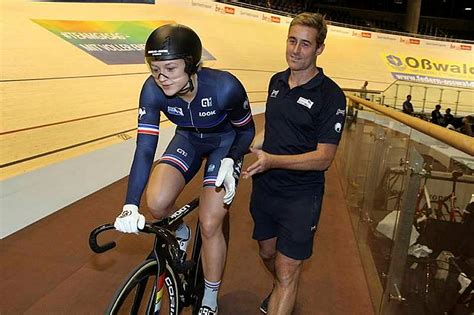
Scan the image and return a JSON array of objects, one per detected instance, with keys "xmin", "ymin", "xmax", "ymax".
[
  {"xmin": 215, "ymin": 158, "xmax": 236, "ymax": 205},
  {"xmin": 114, "ymin": 204, "xmax": 145, "ymax": 234}
]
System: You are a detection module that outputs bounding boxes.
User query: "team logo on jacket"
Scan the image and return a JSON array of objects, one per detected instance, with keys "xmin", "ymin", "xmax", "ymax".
[
  {"xmin": 167, "ymin": 106, "xmax": 184, "ymax": 116},
  {"xmin": 334, "ymin": 122, "xmax": 342, "ymax": 133},
  {"xmin": 297, "ymin": 97, "xmax": 314, "ymax": 109},
  {"xmin": 243, "ymin": 98, "xmax": 250, "ymax": 109},
  {"xmin": 336, "ymin": 109, "xmax": 345, "ymax": 116},
  {"xmin": 138, "ymin": 107, "xmax": 146, "ymax": 120},
  {"xmin": 201, "ymin": 97, "xmax": 212, "ymax": 107},
  {"xmin": 199, "ymin": 110, "xmax": 216, "ymax": 117},
  {"xmin": 270, "ymin": 89, "xmax": 279, "ymax": 98}
]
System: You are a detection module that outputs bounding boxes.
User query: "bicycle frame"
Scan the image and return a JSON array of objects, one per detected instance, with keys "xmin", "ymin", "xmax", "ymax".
[{"xmin": 89, "ymin": 198, "xmax": 202, "ymax": 314}]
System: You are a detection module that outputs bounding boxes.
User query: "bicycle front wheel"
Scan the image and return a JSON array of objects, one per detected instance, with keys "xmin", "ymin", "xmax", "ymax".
[{"xmin": 107, "ymin": 259, "xmax": 181, "ymax": 315}]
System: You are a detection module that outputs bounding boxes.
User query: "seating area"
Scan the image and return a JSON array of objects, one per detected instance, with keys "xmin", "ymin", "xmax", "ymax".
[{"xmin": 222, "ymin": 0, "xmax": 473, "ymax": 40}]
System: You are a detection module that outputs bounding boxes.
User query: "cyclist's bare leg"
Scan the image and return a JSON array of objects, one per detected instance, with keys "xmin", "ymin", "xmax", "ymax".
[
  {"xmin": 146, "ymin": 164, "xmax": 185, "ymax": 218},
  {"xmin": 268, "ymin": 252, "xmax": 303, "ymax": 315},
  {"xmin": 258, "ymin": 238, "xmax": 277, "ymax": 277},
  {"xmin": 199, "ymin": 187, "xmax": 228, "ymax": 282}
]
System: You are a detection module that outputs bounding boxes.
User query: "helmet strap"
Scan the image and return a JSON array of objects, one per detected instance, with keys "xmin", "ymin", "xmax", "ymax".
[{"xmin": 177, "ymin": 74, "xmax": 195, "ymax": 95}]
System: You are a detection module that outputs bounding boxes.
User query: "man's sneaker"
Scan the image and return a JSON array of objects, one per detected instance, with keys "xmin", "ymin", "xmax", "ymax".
[
  {"xmin": 259, "ymin": 292, "xmax": 271, "ymax": 314},
  {"xmin": 198, "ymin": 305, "xmax": 218, "ymax": 315}
]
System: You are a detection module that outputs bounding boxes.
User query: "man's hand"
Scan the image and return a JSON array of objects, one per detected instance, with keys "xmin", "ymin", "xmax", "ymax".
[
  {"xmin": 114, "ymin": 204, "xmax": 145, "ymax": 234},
  {"xmin": 242, "ymin": 148, "xmax": 273, "ymax": 179},
  {"xmin": 216, "ymin": 158, "xmax": 236, "ymax": 205}
]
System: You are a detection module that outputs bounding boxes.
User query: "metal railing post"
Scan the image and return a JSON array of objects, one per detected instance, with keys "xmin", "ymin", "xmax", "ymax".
[{"xmin": 380, "ymin": 148, "xmax": 424, "ymax": 315}]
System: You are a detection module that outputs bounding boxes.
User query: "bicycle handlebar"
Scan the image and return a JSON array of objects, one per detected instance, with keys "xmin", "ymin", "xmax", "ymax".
[
  {"xmin": 89, "ymin": 222, "xmax": 186, "ymax": 271},
  {"xmin": 89, "ymin": 223, "xmax": 117, "ymax": 253}
]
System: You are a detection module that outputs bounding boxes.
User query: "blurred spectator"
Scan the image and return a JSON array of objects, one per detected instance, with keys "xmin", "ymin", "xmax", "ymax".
[
  {"xmin": 402, "ymin": 95, "xmax": 414, "ymax": 115},
  {"xmin": 360, "ymin": 81, "xmax": 368, "ymax": 100},
  {"xmin": 431, "ymin": 104, "xmax": 443, "ymax": 125},
  {"xmin": 462, "ymin": 115, "xmax": 474, "ymax": 136},
  {"xmin": 447, "ymin": 115, "xmax": 474, "ymax": 136},
  {"xmin": 443, "ymin": 108, "xmax": 454, "ymax": 127}
]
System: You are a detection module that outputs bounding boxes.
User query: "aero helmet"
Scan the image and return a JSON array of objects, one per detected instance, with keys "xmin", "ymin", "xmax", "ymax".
[{"xmin": 145, "ymin": 24, "xmax": 202, "ymax": 75}]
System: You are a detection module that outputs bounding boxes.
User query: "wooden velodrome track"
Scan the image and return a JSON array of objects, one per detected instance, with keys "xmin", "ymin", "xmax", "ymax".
[
  {"xmin": 0, "ymin": 0, "xmax": 472, "ymax": 313},
  {"xmin": 2, "ymin": 0, "xmax": 472, "ymax": 180}
]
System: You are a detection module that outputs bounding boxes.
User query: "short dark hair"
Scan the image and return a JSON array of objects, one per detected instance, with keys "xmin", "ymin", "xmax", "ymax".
[{"xmin": 290, "ymin": 12, "xmax": 327, "ymax": 47}]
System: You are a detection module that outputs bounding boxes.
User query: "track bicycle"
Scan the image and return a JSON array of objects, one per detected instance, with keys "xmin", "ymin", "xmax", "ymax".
[
  {"xmin": 416, "ymin": 170, "xmax": 466, "ymax": 224},
  {"xmin": 89, "ymin": 198, "xmax": 205, "ymax": 315}
]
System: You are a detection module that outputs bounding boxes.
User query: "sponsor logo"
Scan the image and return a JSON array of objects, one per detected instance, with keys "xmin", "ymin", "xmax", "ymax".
[
  {"xmin": 147, "ymin": 49, "xmax": 169, "ymax": 55},
  {"xmin": 238, "ymin": 10, "xmax": 260, "ymax": 18},
  {"xmin": 352, "ymin": 31, "xmax": 371, "ymax": 38},
  {"xmin": 385, "ymin": 55, "xmax": 474, "ymax": 75},
  {"xmin": 167, "ymin": 106, "xmax": 184, "ymax": 116},
  {"xmin": 165, "ymin": 276, "xmax": 176, "ymax": 313},
  {"xmin": 376, "ymin": 35, "xmax": 397, "ymax": 41},
  {"xmin": 297, "ymin": 97, "xmax": 314, "ymax": 109},
  {"xmin": 177, "ymin": 148, "xmax": 188, "ymax": 157},
  {"xmin": 207, "ymin": 164, "xmax": 215, "ymax": 172},
  {"xmin": 118, "ymin": 210, "xmax": 131, "ymax": 218},
  {"xmin": 450, "ymin": 44, "xmax": 472, "ymax": 51},
  {"xmin": 169, "ymin": 204, "xmax": 191, "ymax": 220},
  {"xmin": 391, "ymin": 72, "xmax": 473, "ymax": 88},
  {"xmin": 199, "ymin": 110, "xmax": 216, "ymax": 117},
  {"xmin": 311, "ymin": 225, "xmax": 317, "ymax": 232},
  {"xmin": 424, "ymin": 41, "xmax": 447, "ymax": 47},
  {"xmin": 138, "ymin": 107, "xmax": 146, "ymax": 120},
  {"xmin": 191, "ymin": 1, "xmax": 213, "ymax": 9},
  {"xmin": 262, "ymin": 14, "xmax": 280, "ymax": 23},
  {"xmin": 215, "ymin": 5, "xmax": 235, "ymax": 14},
  {"xmin": 270, "ymin": 89, "xmax": 279, "ymax": 98},
  {"xmin": 336, "ymin": 109, "xmax": 345, "ymax": 116},
  {"xmin": 400, "ymin": 37, "xmax": 420, "ymax": 45},
  {"xmin": 386, "ymin": 54, "xmax": 405, "ymax": 70},
  {"xmin": 330, "ymin": 27, "xmax": 351, "ymax": 35},
  {"xmin": 201, "ymin": 97, "xmax": 212, "ymax": 107},
  {"xmin": 334, "ymin": 122, "xmax": 342, "ymax": 133}
]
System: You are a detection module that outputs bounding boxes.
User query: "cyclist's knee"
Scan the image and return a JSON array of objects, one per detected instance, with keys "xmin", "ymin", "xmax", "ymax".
[
  {"xmin": 146, "ymin": 196, "xmax": 173, "ymax": 219},
  {"xmin": 199, "ymin": 218, "xmax": 221, "ymax": 239}
]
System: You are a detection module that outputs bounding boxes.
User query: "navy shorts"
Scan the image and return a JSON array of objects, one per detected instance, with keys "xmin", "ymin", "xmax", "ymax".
[
  {"xmin": 159, "ymin": 128, "xmax": 236, "ymax": 187},
  {"xmin": 250, "ymin": 184, "xmax": 324, "ymax": 260}
]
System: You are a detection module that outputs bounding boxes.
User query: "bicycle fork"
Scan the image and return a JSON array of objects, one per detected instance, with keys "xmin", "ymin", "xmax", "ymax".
[{"xmin": 154, "ymin": 272, "xmax": 179, "ymax": 314}]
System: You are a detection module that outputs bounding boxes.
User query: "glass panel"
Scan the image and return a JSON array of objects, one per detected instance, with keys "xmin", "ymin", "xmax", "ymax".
[
  {"xmin": 457, "ymin": 89, "xmax": 474, "ymax": 116},
  {"xmin": 410, "ymin": 85, "xmax": 426, "ymax": 113},
  {"xmin": 338, "ymin": 98, "xmax": 474, "ymax": 314}
]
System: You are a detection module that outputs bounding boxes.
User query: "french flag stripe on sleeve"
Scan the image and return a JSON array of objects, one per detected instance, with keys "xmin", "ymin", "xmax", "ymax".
[
  {"xmin": 231, "ymin": 112, "xmax": 252, "ymax": 127},
  {"xmin": 138, "ymin": 123, "xmax": 159, "ymax": 135}
]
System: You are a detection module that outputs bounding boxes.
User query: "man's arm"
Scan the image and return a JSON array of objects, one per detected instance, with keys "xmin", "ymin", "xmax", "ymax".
[
  {"xmin": 251, "ymin": 129, "xmax": 265, "ymax": 150},
  {"xmin": 242, "ymin": 143, "xmax": 337, "ymax": 179}
]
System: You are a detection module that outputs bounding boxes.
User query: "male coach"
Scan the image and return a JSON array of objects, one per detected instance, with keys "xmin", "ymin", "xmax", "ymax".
[{"xmin": 243, "ymin": 12, "xmax": 346, "ymax": 315}]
